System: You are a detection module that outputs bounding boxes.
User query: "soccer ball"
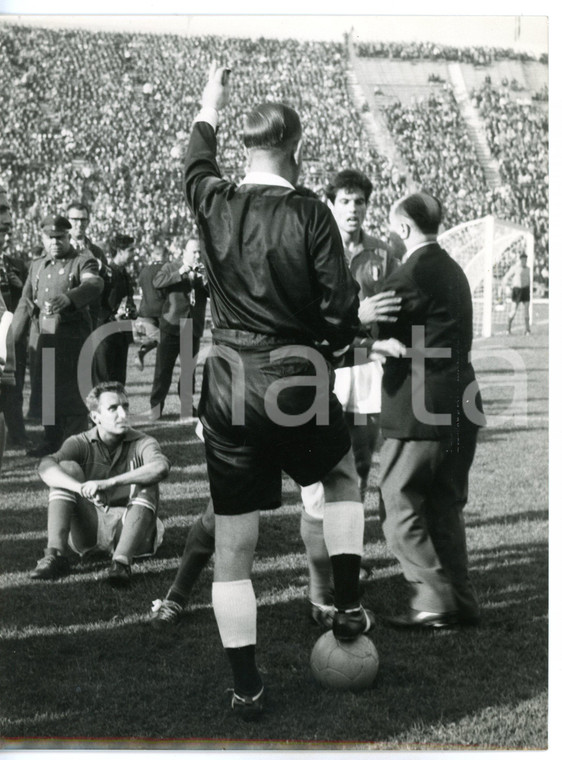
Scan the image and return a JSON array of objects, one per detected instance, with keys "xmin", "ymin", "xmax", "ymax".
[{"xmin": 310, "ymin": 631, "xmax": 379, "ymax": 691}]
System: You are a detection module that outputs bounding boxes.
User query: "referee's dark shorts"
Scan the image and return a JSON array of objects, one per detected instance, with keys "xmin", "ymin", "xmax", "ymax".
[
  {"xmin": 511, "ymin": 286, "xmax": 530, "ymax": 304},
  {"xmin": 198, "ymin": 329, "xmax": 351, "ymax": 516}
]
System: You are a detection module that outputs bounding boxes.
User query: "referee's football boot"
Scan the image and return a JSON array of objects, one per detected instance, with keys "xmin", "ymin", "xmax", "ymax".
[
  {"xmin": 30, "ymin": 548, "xmax": 70, "ymax": 580},
  {"xmin": 230, "ymin": 686, "xmax": 265, "ymax": 721},
  {"xmin": 332, "ymin": 605, "xmax": 375, "ymax": 641}
]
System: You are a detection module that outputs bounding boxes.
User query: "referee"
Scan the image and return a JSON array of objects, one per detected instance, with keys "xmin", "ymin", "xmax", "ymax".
[{"xmin": 184, "ymin": 62, "xmax": 374, "ymax": 719}]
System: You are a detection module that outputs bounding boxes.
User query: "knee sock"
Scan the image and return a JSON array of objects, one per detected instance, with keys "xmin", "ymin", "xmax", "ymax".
[
  {"xmin": 323, "ymin": 501, "xmax": 364, "ymax": 611},
  {"xmin": 167, "ymin": 516, "xmax": 215, "ymax": 605},
  {"xmin": 212, "ymin": 579, "xmax": 262, "ymax": 697},
  {"xmin": 46, "ymin": 493, "xmax": 76, "ymax": 554},
  {"xmin": 299, "ymin": 510, "xmax": 332, "ymax": 605}
]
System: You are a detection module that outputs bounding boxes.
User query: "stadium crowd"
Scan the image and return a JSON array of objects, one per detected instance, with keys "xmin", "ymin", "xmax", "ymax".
[
  {"xmin": 381, "ymin": 84, "xmax": 548, "ymax": 282},
  {"xmin": 471, "ymin": 81, "xmax": 549, "ymax": 281},
  {"xmin": 355, "ymin": 39, "xmax": 548, "ymax": 65},
  {"xmin": 0, "ymin": 23, "xmax": 405, "ymax": 270}
]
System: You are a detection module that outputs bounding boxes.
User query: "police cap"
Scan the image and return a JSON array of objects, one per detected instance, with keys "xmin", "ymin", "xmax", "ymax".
[{"xmin": 41, "ymin": 215, "xmax": 72, "ymax": 236}]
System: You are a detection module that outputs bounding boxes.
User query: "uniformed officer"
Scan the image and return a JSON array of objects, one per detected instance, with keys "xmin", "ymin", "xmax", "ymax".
[{"xmin": 12, "ymin": 215, "xmax": 104, "ymax": 457}]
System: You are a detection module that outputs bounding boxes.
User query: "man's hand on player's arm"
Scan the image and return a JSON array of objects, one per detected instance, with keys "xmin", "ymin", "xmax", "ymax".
[
  {"xmin": 358, "ymin": 291, "xmax": 402, "ymax": 325},
  {"xmin": 369, "ymin": 338, "xmax": 407, "ymax": 361},
  {"xmin": 201, "ymin": 60, "xmax": 231, "ymax": 112}
]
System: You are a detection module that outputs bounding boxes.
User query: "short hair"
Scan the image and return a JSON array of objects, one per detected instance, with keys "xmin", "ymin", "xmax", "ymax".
[
  {"xmin": 243, "ymin": 103, "xmax": 302, "ymax": 153},
  {"xmin": 325, "ymin": 169, "xmax": 373, "ymax": 205},
  {"xmin": 66, "ymin": 200, "xmax": 90, "ymax": 217},
  {"xmin": 394, "ymin": 192, "xmax": 442, "ymax": 235},
  {"xmin": 86, "ymin": 381, "xmax": 127, "ymax": 413}
]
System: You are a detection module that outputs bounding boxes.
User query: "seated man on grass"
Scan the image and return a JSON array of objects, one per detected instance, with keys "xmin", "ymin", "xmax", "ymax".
[{"xmin": 31, "ymin": 381, "xmax": 170, "ymax": 586}]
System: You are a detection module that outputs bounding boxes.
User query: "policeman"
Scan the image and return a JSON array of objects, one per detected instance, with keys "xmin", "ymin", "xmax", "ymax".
[{"xmin": 12, "ymin": 215, "xmax": 104, "ymax": 457}]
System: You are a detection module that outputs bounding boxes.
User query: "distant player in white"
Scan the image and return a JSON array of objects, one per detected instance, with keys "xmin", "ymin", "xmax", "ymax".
[{"xmin": 502, "ymin": 252, "xmax": 531, "ymax": 335}]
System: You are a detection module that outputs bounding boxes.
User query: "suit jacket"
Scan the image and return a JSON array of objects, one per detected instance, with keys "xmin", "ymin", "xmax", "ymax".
[
  {"xmin": 184, "ymin": 121, "xmax": 359, "ymax": 351},
  {"xmin": 378, "ymin": 242, "xmax": 484, "ymax": 440},
  {"xmin": 153, "ymin": 261, "xmax": 208, "ymax": 338},
  {"xmin": 138, "ymin": 260, "xmax": 166, "ymax": 319},
  {"xmin": 0, "ymin": 252, "xmax": 28, "ymax": 312}
]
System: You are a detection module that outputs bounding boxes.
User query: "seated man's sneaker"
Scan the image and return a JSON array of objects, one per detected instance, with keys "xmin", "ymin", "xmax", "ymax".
[
  {"xmin": 107, "ymin": 560, "xmax": 132, "ymax": 587},
  {"xmin": 231, "ymin": 686, "xmax": 265, "ymax": 722},
  {"xmin": 310, "ymin": 600, "xmax": 335, "ymax": 630},
  {"xmin": 332, "ymin": 605, "xmax": 375, "ymax": 641},
  {"xmin": 31, "ymin": 548, "xmax": 70, "ymax": 580},
  {"xmin": 150, "ymin": 598, "xmax": 185, "ymax": 628}
]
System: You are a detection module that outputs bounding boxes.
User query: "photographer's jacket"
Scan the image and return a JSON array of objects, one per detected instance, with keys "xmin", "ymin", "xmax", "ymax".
[{"xmin": 153, "ymin": 260, "xmax": 208, "ymax": 338}]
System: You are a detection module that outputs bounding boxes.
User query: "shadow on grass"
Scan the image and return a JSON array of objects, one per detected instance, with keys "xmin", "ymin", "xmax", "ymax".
[{"xmin": 1, "ymin": 539, "xmax": 547, "ymax": 747}]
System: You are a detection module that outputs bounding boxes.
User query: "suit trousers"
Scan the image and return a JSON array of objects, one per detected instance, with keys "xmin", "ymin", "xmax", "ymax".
[
  {"xmin": 149, "ymin": 330, "xmax": 200, "ymax": 415},
  {"xmin": 379, "ymin": 429, "xmax": 479, "ymax": 615}
]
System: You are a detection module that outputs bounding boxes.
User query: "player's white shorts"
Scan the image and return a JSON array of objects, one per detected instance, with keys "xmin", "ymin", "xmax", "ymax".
[
  {"xmin": 333, "ymin": 359, "xmax": 383, "ymax": 415},
  {"xmin": 67, "ymin": 506, "xmax": 165, "ymax": 558}
]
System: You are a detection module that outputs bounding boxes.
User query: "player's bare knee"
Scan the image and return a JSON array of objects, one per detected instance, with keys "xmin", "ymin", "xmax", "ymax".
[
  {"xmin": 58, "ymin": 460, "xmax": 85, "ymax": 481},
  {"xmin": 322, "ymin": 450, "xmax": 360, "ymax": 502}
]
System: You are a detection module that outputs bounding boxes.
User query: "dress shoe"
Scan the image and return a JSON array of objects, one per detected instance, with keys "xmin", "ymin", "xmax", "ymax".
[{"xmin": 383, "ymin": 609, "xmax": 460, "ymax": 630}]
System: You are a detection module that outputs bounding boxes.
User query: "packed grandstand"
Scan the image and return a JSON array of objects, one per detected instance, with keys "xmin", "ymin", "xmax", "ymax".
[{"xmin": 0, "ymin": 23, "xmax": 548, "ymax": 291}]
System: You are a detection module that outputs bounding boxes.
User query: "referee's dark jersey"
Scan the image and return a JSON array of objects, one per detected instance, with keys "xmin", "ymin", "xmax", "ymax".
[{"xmin": 184, "ymin": 120, "xmax": 360, "ymax": 352}]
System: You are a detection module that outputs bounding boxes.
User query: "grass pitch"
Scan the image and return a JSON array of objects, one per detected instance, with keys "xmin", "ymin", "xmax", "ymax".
[{"xmin": 0, "ymin": 306, "xmax": 548, "ymax": 750}]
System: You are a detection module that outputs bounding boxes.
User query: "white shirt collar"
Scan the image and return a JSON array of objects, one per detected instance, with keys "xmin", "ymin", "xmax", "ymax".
[
  {"xmin": 240, "ymin": 172, "xmax": 294, "ymax": 190},
  {"xmin": 403, "ymin": 240, "xmax": 436, "ymax": 263}
]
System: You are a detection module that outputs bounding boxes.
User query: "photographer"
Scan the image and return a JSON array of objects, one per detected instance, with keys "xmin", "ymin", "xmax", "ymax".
[
  {"xmin": 148, "ymin": 235, "xmax": 208, "ymax": 420},
  {"xmin": 92, "ymin": 233, "xmax": 138, "ymax": 386}
]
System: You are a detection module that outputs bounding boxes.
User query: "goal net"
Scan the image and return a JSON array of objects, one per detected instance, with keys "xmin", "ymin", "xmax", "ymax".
[{"xmin": 438, "ymin": 215, "xmax": 535, "ymax": 337}]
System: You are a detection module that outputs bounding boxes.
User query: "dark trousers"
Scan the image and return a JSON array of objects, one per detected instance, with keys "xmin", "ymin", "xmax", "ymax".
[
  {"xmin": 379, "ymin": 428, "xmax": 479, "ymax": 616},
  {"xmin": 149, "ymin": 330, "xmax": 200, "ymax": 415},
  {"xmin": 2, "ymin": 338, "xmax": 28, "ymax": 443},
  {"xmin": 44, "ymin": 414, "xmax": 89, "ymax": 451},
  {"xmin": 92, "ymin": 332, "xmax": 130, "ymax": 386}
]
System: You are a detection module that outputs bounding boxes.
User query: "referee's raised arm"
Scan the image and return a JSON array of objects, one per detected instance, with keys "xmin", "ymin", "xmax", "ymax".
[{"xmin": 184, "ymin": 61, "xmax": 231, "ymax": 213}]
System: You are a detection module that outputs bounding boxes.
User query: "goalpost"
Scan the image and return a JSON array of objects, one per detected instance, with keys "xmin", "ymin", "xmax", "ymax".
[{"xmin": 438, "ymin": 215, "xmax": 535, "ymax": 337}]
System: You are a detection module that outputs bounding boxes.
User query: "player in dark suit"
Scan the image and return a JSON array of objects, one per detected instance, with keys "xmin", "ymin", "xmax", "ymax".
[
  {"xmin": 363, "ymin": 192, "xmax": 485, "ymax": 629},
  {"xmin": 183, "ymin": 62, "xmax": 374, "ymax": 718}
]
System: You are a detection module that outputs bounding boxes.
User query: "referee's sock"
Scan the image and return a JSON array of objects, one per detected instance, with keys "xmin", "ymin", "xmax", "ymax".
[
  {"xmin": 212, "ymin": 579, "xmax": 263, "ymax": 697},
  {"xmin": 166, "ymin": 516, "xmax": 215, "ymax": 606},
  {"xmin": 300, "ymin": 510, "xmax": 332, "ymax": 605}
]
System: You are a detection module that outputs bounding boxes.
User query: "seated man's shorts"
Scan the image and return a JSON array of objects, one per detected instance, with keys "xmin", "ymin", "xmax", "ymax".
[
  {"xmin": 50, "ymin": 483, "xmax": 164, "ymax": 557},
  {"xmin": 199, "ymin": 337, "xmax": 351, "ymax": 516}
]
